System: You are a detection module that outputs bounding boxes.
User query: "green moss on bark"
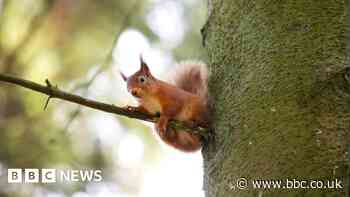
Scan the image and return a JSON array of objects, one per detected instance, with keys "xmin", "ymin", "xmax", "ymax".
[{"xmin": 202, "ymin": 1, "xmax": 350, "ymax": 196}]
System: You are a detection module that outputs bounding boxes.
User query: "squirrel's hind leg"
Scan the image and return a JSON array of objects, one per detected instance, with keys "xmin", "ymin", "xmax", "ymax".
[{"xmin": 155, "ymin": 116, "xmax": 169, "ymax": 139}]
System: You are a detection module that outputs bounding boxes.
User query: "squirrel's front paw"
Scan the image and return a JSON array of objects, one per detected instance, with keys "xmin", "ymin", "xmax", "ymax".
[{"xmin": 124, "ymin": 106, "xmax": 139, "ymax": 112}]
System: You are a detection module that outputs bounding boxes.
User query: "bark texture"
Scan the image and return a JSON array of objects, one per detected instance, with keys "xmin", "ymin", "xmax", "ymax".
[{"xmin": 202, "ymin": 1, "xmax": 350, "ymax": 196}]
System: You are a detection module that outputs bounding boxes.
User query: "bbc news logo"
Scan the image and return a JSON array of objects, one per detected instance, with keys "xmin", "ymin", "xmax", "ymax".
[{"xmin": 8, "ymin": 168, "xmax": 102, "ymax": 183}]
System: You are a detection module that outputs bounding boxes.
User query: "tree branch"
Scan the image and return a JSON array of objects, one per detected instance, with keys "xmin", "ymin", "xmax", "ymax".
[{"xmin": 0, "ymin": 73, "xmax": 209, "ymax": 137}]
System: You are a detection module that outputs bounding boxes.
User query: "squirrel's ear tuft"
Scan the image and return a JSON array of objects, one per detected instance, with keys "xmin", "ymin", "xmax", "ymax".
[
  {"xmin": 120, "ymin": 72, "xmax": 127, "ymax": 82},
  {"xmin": 140, "ymin": 55, "xmax": 150, "ymax": 74}
]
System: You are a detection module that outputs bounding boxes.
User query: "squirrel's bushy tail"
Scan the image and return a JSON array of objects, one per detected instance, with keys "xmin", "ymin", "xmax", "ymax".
[
  {"xmin": 170, "ymin": 61, "xmax": 209, "ymax": 101},
  {"xmin": 165, "ymin": 61, "xmax": 210, "ymax": 151}
]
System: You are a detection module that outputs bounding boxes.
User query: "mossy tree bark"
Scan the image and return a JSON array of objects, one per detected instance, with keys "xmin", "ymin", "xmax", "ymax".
[{"xmin": 201, "ymin": 1, "xmax": 350, "ymax": 196}]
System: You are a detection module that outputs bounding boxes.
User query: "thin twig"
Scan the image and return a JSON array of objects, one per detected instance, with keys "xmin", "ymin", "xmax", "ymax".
[
  {"xmin": 0, "ymin": 74, "xmax": 209, "ymax": 136},
  {"xmin": 43, "ymin": 79, "xmax": 53, "ymax": 110}
]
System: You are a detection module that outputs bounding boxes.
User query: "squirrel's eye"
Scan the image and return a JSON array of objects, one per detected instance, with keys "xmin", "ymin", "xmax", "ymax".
[{"xmin": 139, "ymin": 76, "xmax": 146, "ymax": 83}]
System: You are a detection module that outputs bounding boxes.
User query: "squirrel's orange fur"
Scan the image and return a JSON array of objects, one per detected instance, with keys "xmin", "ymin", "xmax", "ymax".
[{"xmin": 121, "ymin": 57, "xmax": 210, "ymax": 152}]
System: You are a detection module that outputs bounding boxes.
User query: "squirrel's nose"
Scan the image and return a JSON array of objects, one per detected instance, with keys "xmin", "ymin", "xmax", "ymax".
[{"xmin": 131, "ymin": 89, "xmax": 137, "ymax": 97}]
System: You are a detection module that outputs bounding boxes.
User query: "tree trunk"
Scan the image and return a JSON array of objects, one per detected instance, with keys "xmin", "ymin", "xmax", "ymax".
[{"xmin": 202, "ymin": 1, "xmax": 350, "ymax": 196}]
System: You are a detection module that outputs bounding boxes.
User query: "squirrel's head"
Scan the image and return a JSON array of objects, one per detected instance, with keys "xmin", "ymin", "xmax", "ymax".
[{"xmin": 120, "ymin": 56, "xmax": 156, "ymax": 99}]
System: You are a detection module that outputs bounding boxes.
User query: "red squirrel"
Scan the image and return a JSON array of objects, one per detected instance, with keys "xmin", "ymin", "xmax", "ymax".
[{"xmin": 120, "ymin": 56, "xmax": 210, "ymax": 152}]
